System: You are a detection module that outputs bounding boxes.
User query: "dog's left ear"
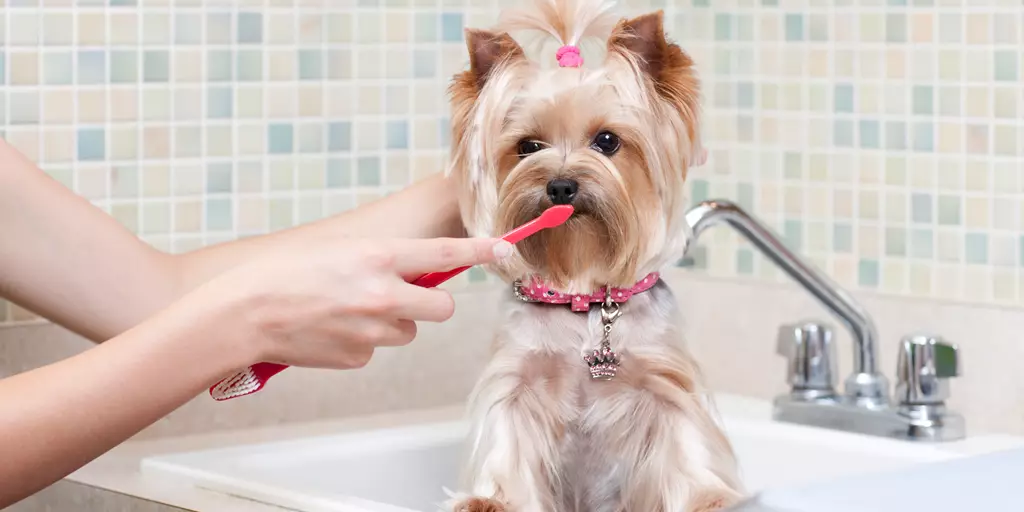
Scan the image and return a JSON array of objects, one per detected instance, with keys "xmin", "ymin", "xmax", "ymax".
[{"xmin": 607, "ymin": 11, "xmax": 703, "ymax": 164}]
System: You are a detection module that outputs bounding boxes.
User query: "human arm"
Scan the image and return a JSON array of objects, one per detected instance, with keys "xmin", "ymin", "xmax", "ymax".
[
  {"xmin": 0, "ymin": 234, "xmax": 508, "ymax": 507},
  {"xmin": 0, "ymin": 139, "xmax": 464, "ymax": 342}
]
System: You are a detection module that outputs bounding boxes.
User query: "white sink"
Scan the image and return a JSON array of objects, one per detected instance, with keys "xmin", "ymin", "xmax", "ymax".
[{"xmin": 140, "ymin": 395, "xmax": 1015, "ymax": 512}]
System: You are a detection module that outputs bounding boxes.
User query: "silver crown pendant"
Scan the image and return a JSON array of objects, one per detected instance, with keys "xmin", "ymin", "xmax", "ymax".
[{"xmin": 584, "ymin": 288, "xmax": 622, "ymax": 380}]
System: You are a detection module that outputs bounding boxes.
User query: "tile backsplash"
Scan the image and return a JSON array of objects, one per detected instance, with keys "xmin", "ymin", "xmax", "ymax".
[{"xmin": 1, "ymin": 0, "xmax": 1022, "ymax": 326}]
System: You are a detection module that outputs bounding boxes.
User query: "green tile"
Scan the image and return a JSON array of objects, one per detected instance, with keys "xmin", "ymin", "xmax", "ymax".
[
  {"xmin": 468, "ymin": 267, "xmax": 488, "ymax": 283},
  {"xmin": 737, "ymin": 183, "xmax": 754, "ymax": 210},
  {"xmin": 912, "ymin": 122, "xmax": 934, "ymax": 152},
  {"xmin": 912, "ymin": 85, "xmax": 933, "ymax": 115},
  {"xmin": 886, "ymin": 121, "xmax": 907, "ymax": 150},
  {"xmin": 834, "ymin": 84, "xmax": 854, "ymax": 112},
  {"xmin": 859, "ymin": 120, "xmax": 880, "ymax": 149},
  {"xmin": 885, "ymin": 13, "xmax": 907, "ymax": 42},
  {"xmin": 784, "ymin": 152, "xmax": 802, "ymax": 179},
  {"xmin": 965, "ymin": 233, "xmax": 988, "ymax": 264},
  {"xmin": 357, "ymin": 157, "xmax": 381, "ymax": 186},
  {"xmin": 937, "ymin": 195, "xmax": 960, "ymax": 225},
  {"xmin": 678, "ymin": 246, "xmax": 707, "ymax": 269},
  {"xmin": 885, "ymin": 228, "xmax": 907, "ymax": 256},
  {"xmin": 834, "ymin": 120, "xmax": 854, "ymax": 147},
  {"xmin": 785, "ymin": 14, "xmax": 804, "ymax": 41},
  {"xmin": 994, "ymin": 51, "xmax": 1019, "ymax": 82},
  {"xmin": 691, "ymin": 179, "xmax": 709, "ymax": 203},
  {"xmin": 858, "ymin": 259, "xmax": 880, "ymax": 288},
  {"xmin": 784, "ymin": 220, "xmax": 803, "ymax": 251},
  {"xmin": 910, "ymin": 229, "xmax": 933, "ymax": 259},
  {"xmin": 737, "ymin": 248, "xmax": 754, "ymax": 275}
]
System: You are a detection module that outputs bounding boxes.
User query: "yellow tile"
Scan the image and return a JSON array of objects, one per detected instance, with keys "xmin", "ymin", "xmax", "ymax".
[
  {"xmin": 298, "ymin": 85, "xmax": 323, "ymax": 117},
  {"xmin": 174, "ymin": 200, "xmax": 202, "ymax": 233},
  {"xmin": 42, "ymin": 128, "xmax": 73, "ymax": 163},
  {"xmin": 175, "ymin": 50, "xmax": 203, "ymax": 83},
  {"xmin": 110, "ymin": 88, "xmax": 139, "ymax": 122},
  {"xmin": 965, "ymin": 86, "xmax": 991, "ymax": 117},
  {"xmin": 831, "ymin": 256, "xmax": 856, "ymax": 288},
  {"xmin": 42, "ymin": 90, "xmax": 74, "ymax": 124},
  {"xmin": 206, "ymin": 126, "xmax": 232, "ymax": 157},
  {"xmin": 77, "ymin": 12, "xmax": 106, "ymax": 45},
  {"xmin": 143, "ymin": 127, "xmax": 170, "ymax": 159},
  {"xmin": 109, "ymin": 13, "xmax": 138, "ymax": 45},
  {"xmin": 886, "ymin": 49, "xmax": 906, "ymax": 79},
  {"xmin": 267, "ymin": 13, "xmax": 296, "ymax": 44},
  {"xmin": 142, "ymin": 89, "xmax": 171, "ymax": 122},
  {"xmin": 992, "ymin": 269, "xmax": 1016, "ymax": 303},
  {"xmin": 10, "ymin": 52, "xmax": 39, "ymax": 85},
  {"xmin": 937, "ymin": 159, "xmax": 964, "ymax": 190},
  {"xmin": 109, "ymin": 126, "xmax": 138, "ymax": 160},
  {"xmin": 783, "ymin": 186, "xmax": 803, "ymax": 215},
  {"xmin": 965, "ymin": 13, "xmax": 990, "ymax": 44},
  {"xmin": 859, "ymin": 154, "xmax": 882, "ymax": 184},
  {"xmin": 267, "ymin": 85, "xmax": 297, "ymax": 118},
  {"xmin": 858, "ymin": 225, "xmax": 880, "ymax": 257},
  {"xmin": 965, "ymin": 197, "xmax": 990, "ymax": 229},
  {"xmin": 238, "ymin": 197, "xmax": 269, "ymax": 233},
  {"xmin": 237, "ymin": 124, "xmax": 264, "ymax": 155},
  {"xmin": 909, "ymin": 264, "xmax": 932, "ymax": 296},
  {"xmin": 883, "ymin": 261, "xmax": 906, "ymax": 294},
  {"xmin": 858, "ymin": 190, "xmax": 880, "ymax": 221},
  {"xmin": 236, "ymin": 86, "xmax": 263, "ymax": 118},
  {"xmin": 43, "ymin": 13, "xmax": 73, "ymax": 45},
  {"xmin": 77, "ymin": 90, "xmax": 106, "ymax": 123},
  {"xmin": 886, "ymin": 192, "xmax": 907, "ymax": 222},
  {"xmin": 937, "ymin": 122, "xmax": 962, "ymax": 154},
  {"xmin": 859, "ymin": 84, "xmax": 881, "ymax": 114}
]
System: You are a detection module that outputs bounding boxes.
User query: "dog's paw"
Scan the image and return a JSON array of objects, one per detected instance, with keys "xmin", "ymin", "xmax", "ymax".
[
  {"xmin": 453, "ymin": 496, "xmax": 506, "ymax": 512},
  {"xmin": 687, "ymin": 489, "xmax": 743, "ymax": 512}
]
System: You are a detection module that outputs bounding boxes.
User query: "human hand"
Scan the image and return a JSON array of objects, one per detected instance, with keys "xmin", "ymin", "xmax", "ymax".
[{"xmin": 183, "ymin": 237, "xmax": 512, "ymax": 371}]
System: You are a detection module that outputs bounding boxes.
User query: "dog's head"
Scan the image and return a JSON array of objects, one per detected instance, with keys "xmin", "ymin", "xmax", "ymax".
[{"xmin": 447, "ymin": 1, "xmax": 703, "ymax": 292}]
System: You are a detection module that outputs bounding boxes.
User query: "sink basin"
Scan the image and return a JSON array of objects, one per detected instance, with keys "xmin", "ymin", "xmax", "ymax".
[{"xmin": 140, "ymin": 395, "xmax": 1007, "ymax": 512}]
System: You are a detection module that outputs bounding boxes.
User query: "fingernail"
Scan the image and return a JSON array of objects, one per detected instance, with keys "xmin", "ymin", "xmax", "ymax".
[{"xmin": 492, "ymin": 240, "xmax": 513, "ymax": 260}]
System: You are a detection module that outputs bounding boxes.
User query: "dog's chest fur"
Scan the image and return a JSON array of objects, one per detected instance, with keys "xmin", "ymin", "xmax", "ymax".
[{"xmin": 501, "ymin": 282, "xmax": 683, "ymax": 511}]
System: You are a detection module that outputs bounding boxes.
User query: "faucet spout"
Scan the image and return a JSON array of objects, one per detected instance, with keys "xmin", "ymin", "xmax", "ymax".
[{"xmin": 684, "ymin": 199, "xmax": 889, "ymax": 407}]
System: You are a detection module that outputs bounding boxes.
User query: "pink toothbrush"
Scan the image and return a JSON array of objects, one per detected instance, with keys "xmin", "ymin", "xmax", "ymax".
[{"xmin": 209, "ymin": 205, "xmax": 575, "ymax": 401}]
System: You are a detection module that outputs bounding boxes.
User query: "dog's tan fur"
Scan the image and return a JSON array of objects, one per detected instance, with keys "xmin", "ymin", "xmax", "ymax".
[{"xmin": 444, "ymin": 1, "xmax": 742, "ymax": 510}]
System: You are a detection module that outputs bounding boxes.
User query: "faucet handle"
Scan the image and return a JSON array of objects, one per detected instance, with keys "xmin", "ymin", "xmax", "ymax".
[
  {"xmin": 776, "ymin": 322, "xmax": 838, "ymax": 396},
  {"xmin": 895, "ymin": 335, "xmax": 960, "ymax": 406}
]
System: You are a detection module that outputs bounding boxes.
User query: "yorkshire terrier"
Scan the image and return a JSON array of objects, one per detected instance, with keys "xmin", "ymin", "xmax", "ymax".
[{"xmin": 443, "ymin": 1, "xmax": 742, "ymax": 511}]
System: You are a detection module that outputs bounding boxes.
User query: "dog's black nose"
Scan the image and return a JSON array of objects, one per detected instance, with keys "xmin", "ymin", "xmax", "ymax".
[{"xmin": 546, "ymin": 179, "xmax": 579, "ymax": 205}]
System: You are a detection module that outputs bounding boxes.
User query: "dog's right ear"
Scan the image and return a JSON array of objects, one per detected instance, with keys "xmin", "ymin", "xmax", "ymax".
[{"xmin": 463, "ymin": 29, "xmax": 525, "ymax": 89}]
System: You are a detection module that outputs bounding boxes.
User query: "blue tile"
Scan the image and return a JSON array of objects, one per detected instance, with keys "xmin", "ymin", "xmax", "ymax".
[
  {"xmin": 858, "ymin": 259, "xmax": 880, "ymax": 287},
  {"xmin": 206, "ymin": 163, "xmax": 233, "ymax": 193},
  {"xmin": 143, "ymin": 51, "xmax": 170, "ymax": 82},
  {"xmin": 834, "ymin": 84, "xmax": 854, "ymax": 112},
  {"xmin": 965, "ymin": 233, "xmax": 988, "ymax": 264},
  {"xmin": 736, "ymin": 248, "xmax": 754, "ymax": 275},
  {"xmin": 784, "ymin": 220, "xmax": 802, "ymax": 251},
  {"xmin": 77, "ymin": 129, "xmax": 105, "ymax": 161},
  {"xmin": 994, "ymin": 51, "xmax": 1019, "ymax": 82},
  {"xmin": 886, "ymin": 121, "xmax": 907, "ymax": 150},
  {"xmin": 328, "ymin": 122, "xmax": 352, "ymax": 152},
  {"xmin": 298, "ymin": 50, "xmax": 322, "ymax": 80},
  {"xmin": 414, "ymin": 13, "xmax": 438, "ymax": 42},
  {"xmin": 885, "ymin": 228, "xmax": 907, "ymax": 256},
  {"xmin": 78, "ymin": 51, "xmax": 105, "ymax": 84},
  {"xmin": 109, "ymin": 0, "xmax": 136, "ymax": 5},
  {"xmin": 737, "ymin": 82, "xmax": 754, "ymax": 109},
  {"xmin": 691, "ymin": 179, "xmax": 709, "ymax": 203},
  {"xmin": 412, "ymin": 50, "xmax": 436, "ymax": 78},
  {"xmin": 761, "ymin": 0, "xmax": 778, "ymax": 5},
  {"xmin": 386, "ymin": 120, "xmax": 409, "ymax": 149},
  {"xmin": 236, "ymin": 50, "xmax": 262, "ymax": 81},
  {"xmin": 912, "ymin": 85, "xmax": 933, "ymax": 115},
  {"xmin": 357, "ymin": 157, "xmax": 381, "ymax": 186},
  {"xmin": 888, "ymin": 0, "xmax": 908, "ymax": 5},
  {"xmin": 910, "ymin": 229, "xmax": 933, "ymax": 259},
  {"xmin": 439, "ymin": 117, "xmax": 450, "ymax": 147},
  {"xmin": 784, "ymin": 14, "xmax": 804, "ymax": 41},
  {"xmin": 267, "ymin": 124, "xmax": 294, "ymax": 154},
  {"xmin": 326, "ymin": 159, "xmax": 351, "ymax": 188},
  {"xmin": 207, "ymin": 88, "xmax": 233, "ymax": 119},
  {"xmin": 175, "ymin": 14, "xmax": 202, "ymax": 44},
  {"xmin": 834, "ymin": 120, "xmax": 854, "ymax": 147},
  {"xmin": 109, "ymin": 50, "xmax": 137, "ymax": 83},
  {"xmin": 859, "ymin": 120, "xmax": 880, "ymax": 149},
  {"xmin": 833, "ymin": 224, "xmax": 853, "ymax": 252},
  {"xmin": 441, "ymin": 13, "xmax": 464, "ymax": 42},
  {"xmin": 912, "ymin": 122, "xmax": 934, "ymax": 152},
  {"xmin": 44, "ymin": 53, "xmax": 73, "ymax": 85},
  {"xmin": 911, "ymin": 193, "xmax": 933, "ymax": 223},
  {"xmin": 206, "ymin": 199, "xmax": 233, "ymax": 231},
  {"xmin": 694, "ymin": 0, "xmax": 710, "ymax": 6},
  {"xmin": 237, "ymin": 12, "xmax": 263, "ymax": 43},
  {"xmin": 208, "ymin": 50, "xmax": 233, "ymax": 82},
  {"xmin": 715, "ymin": 14, "xmax": 732, "ymax": 40}
]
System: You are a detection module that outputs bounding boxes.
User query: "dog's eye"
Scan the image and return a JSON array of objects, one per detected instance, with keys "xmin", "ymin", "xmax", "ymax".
[
  {"xmin": 590, "ymin": 131, "xmax": 621, "ymax": 156},
  {"xmin": 517, "ymin": 140, "xmax": 545, "ymax": 158}
]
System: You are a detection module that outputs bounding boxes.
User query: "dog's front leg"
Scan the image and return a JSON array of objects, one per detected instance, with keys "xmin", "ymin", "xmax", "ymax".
[{"xmin": 451, "ymin": 352, "xmax": 573, "ymax": 512}]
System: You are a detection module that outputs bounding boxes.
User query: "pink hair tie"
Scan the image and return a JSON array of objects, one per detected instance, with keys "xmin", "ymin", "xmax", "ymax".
[{"xmin": 556, "ymin": 45, "xmax": 583, "ymax": 68}]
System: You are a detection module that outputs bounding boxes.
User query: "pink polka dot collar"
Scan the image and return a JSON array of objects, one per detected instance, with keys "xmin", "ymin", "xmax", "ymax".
[{"xmin": 514, "ymin": 272, "xmax": 660, "ymax": 312}]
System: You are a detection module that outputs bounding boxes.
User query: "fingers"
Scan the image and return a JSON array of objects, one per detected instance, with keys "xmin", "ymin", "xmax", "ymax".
[
  {"xmin": 385, "ymin": 237, "xmax": 513, "ymax": 275},
  {"xmin": 386, "ymin": 285, "xmax": 457, "ymax": 322}
]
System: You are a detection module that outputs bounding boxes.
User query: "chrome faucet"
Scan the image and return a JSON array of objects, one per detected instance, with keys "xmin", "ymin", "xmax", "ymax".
[{"xmin": 684, "ymin": 199, "xmax": 964, "ymax": 442}]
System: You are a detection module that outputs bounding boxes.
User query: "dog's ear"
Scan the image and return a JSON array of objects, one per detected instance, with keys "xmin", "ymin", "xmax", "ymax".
[
  {"xmin": 463, "ymin": 29, "xmax": 526, "ymax": 89},
  {"xmin": 607, "ymin": 11, "xmax": 702, "ymax": 166}
]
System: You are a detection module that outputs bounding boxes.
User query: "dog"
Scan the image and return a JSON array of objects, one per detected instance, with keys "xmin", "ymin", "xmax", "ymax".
[{"xmin": 443, "ymin": 1, "xmax": 742, "ymax": 510}]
